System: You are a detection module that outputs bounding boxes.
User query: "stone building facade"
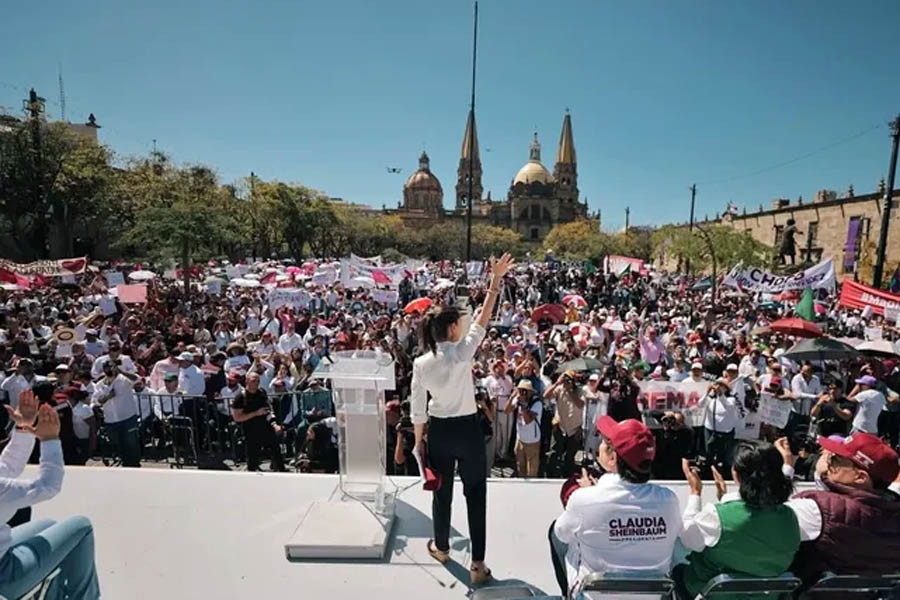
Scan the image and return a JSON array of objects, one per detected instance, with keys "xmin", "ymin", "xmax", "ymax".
[
  {"xmin": 390, "ymin": 110, "xmax": 589, "ymax": 240},
  {"xmin": 689, "ymin": 182, "xmax": 900, "ymax": 280}
]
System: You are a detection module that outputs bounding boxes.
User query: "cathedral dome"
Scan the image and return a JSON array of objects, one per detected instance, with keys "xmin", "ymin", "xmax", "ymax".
[
  {"xmin": 404, "ymin": 152, "xmax": 442, "ymax": 193},
  {"xmin": 513, "ymin": 161, "xmax": 552, "ymax": 185},
  {"xmin": 513, "ymin": 132, "xmax": 552, "ymax": 185}
]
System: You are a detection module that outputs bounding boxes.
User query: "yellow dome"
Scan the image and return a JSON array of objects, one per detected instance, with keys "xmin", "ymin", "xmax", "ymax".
[
  {"xmin": 404, "ymin": 152, "xmax": 442, "ymax": 192},
  {"xmin": 514, "ymin": 160, "xmax": 552, "ymax": 185}
]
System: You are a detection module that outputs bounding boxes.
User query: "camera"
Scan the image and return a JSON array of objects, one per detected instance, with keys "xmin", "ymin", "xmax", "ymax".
[{"xmin": 660, "ymin": 414, "xmax": 677, "ymax": 428}]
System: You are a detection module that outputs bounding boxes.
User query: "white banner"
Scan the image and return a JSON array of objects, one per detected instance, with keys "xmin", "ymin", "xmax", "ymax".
[
  {"xmin": 268, "ymin": 288, "xmax": 310, "ymax": 310},
  {"xmin": 371, "ymin": 289, "xmax": 399, "ymax": 306},
  {"xmin": 723, "ymin": 258, "xmax": 835, "ymax": 293},
  {"xmin": 312, "ymin": 267, "xmax": 336, "ymax": 287}
]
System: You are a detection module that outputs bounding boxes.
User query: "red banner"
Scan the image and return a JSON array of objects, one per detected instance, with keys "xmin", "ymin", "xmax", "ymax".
[{"xmin": 839, "ymin": 279, "xmax": 900, "ymax": 315}]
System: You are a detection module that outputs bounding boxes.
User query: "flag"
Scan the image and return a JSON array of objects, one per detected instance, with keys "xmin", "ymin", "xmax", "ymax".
[
  {"xmin": 584, "ymin": 260, "xmax": 596, "ymax": 275},
  {"xmin": 795, "ymin": 286, "xmax": 815, "ymax": 321},
  {"xmin": 890, "ymin": 265, "xmax": 900, "ymax": 294},
  {"xmin": 0, "ymin": 268, "xmax": 17, "ymax": 285},
  {"xmin": 371, "ymin": 269, "xmax": 392, "ymax": 286},
  {"xmin": 618, "ymin": 263, "xmax": 631, "ymax": 278},
  {"xmin": 260, "ymin": 271, "xmax": 277, "ymax": 285}
]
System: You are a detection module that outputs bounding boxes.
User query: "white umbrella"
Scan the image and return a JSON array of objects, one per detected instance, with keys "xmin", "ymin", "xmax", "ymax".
[
  {"xmin": 433, "ymin": 278, "xmax": 455, "ymax": 291},
  {"xmin": 128, "ymin": 270, "xmax": 156, "ymax": 281},
  {"xmin": 244, "ymin": 273, "xmax": 261, "ymax": 280},
  {"xmin": 857, "ymin": 339, "xmax": 900, "ymax": 358},
  {"xmin": 350, "ymin": 276, "xmax": 376, "ymax": 290},
  {"xmin": 231, "ymin": 278, "xmax": 260, "ymax": 288},
  {"xmin": 603, "ymin": 319, "xmax": 626, "ymax": 332}
]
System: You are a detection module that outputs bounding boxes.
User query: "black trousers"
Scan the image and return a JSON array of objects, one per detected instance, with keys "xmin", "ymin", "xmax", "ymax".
[
  {"xmin": 428, "ymin": 413, "xmax": 487, "ymax": 561},
  {"xmin": 244, "ymin": 421, "xmax": 285, "ymax": 472},
  {"xmin": 704, "ymin": 428, "xmax": 735, "ymax": 473}
]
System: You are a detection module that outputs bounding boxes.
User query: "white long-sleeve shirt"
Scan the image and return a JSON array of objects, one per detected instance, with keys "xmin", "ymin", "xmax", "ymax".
[
  {"xmin": 791, "ymin": 374, "xmax": 822, "ymax": 415},
  {"xmin": 554, "ymin": 474, "xmax": 683, "ymax": 596},
  {"xmin": 410, "ymin": 321, "xmax": 485, "ymax": 424},
  {"xmin": 178, "ymin": 365, "xmax": 206, "ymax": 396},
  {"xmin": 0, "ymin": 431, "xmax": 64, "ymax": 559}
]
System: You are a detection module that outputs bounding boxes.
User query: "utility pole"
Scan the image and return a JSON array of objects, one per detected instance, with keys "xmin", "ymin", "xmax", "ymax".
[
  {"xmin": 689, "ymin": 184, "xmax": 696, "ymax": 232},
  {"xmin": 624, "ymin": 207, "xmax": 630, "ymax": 233},
  {"xmin": 873, "ymin": 114, "xmax": 900, "ymax": 288},
  {"xmin": 464, "ymin": 1, "xmax": 478, "ymax": 266}
]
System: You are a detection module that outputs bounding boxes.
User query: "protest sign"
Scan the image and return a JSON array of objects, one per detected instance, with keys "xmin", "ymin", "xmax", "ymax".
[
  {"xmin": 61, "ymin": 274, "xmax": 76, "ymax": 285},
  {"xmin": 268, "ymin": 288, "xmax": 310, "ymax": 310},
  {"xmin": 759, "ymin": 393, "xmax": 792, "ymax": 428},
  {"xmin": 735, "ymin": 410, "xmax": 761, "ymax": 441},
  {"xmin": 312, "ymin": 267, "xmax": 336, "ymax": 286},
  {"xmin": 724, "ymin": 258, "xmax": 835, "ymax": 293},
  {"xmin": 864, "ymin": 326, "xmax": 883, "ymax": 341},
  {"xmin": 118, "ymin": 284, "xmax": 148, "ymax": 304},
  {"xmin": 99, "ymin": 297, "xmax": 117, "ymax": 316},
  {"xmin": 839, "ymin": 279, "xmax": 900, "ymax": 316},
  {"xmin": 206, "ymin": 280, "xmax": 222, "ymax": 295},
  {"xmin": 225, "ymin": 266, "xmax": 241, "ymax": 280},
  {"xmin": 105, "ymin": 271, "xmax": 125, "ymax": 286},
  {"xmin": 637, "ymin": 379, "xmax": 709, "ymax": 427},
  {"xmin": 371, "ymin": 289, "xmax": 399, "ymax": 306}
]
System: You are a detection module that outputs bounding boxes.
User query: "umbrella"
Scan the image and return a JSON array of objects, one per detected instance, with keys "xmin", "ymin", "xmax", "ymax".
[
  {"xmin": 770, "ymin": 317, "xmax": 823, "ymax": 338},
  {"xmin": 128, "ymin": 270, "xmax": 156, "ymax": 281},
  {"xmin": 856, "ymin": 340, "xmax": 900, "ymax": 358},
  {"xmin": 285, "ymin": 266, "xmax": 302, "ymax": 275},
  {"xmin": 558, "ymin": 357, "xmax": 605, "ymax": 373},
  {"xmin": 433, "ymin": 278, "xmax": 455, "ymax": 291},
  {"xmin": 783, "ymin": 337, "xmax": 860, "ymax": 362},
  {"xmin": 231, "ymin": 278, "xmax": 260, "ymax": 288},
  {"xmin": 691, "ymin": 278, "xmax": 712, "ymax": 291},
  {"xmin": 204, "ymin": 276, "xmax": 225, "ymax": 284},
  {"xmin": 750, "ymin": 325, "xmax": 772, "ymax": 337},
  {"xmin": 350, "ymin": 276, "xmax": 376, "ymax": 290},
  {"xmin": 563, "ymin": 294, "xmax": 587, "ymax": 309},
  {"xmin": 757, "ymin": 301, "xmax": 783, "ymax": 311},
  {"xmin": 774, "ymin": 290, "xmax": 801, "ymax": 301},
  {"xmin": 532, "ymin": 303, "xmax": 566, "ymax": 324},
  {"xmin": 404, "ymin": 297, "xmax": 432, "ymax": 314},
  {"xmin": 244, "ymin": 273, "xmax": 261, "ymax": 280}
]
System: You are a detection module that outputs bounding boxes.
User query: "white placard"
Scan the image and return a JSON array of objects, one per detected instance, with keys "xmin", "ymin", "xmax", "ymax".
[
  {"xmin": 207, "ymin": 280, "xmax": 222, "ymax": 295},
  {"xmin": 55, "ymin": 343, "xmax": 72, "ymax": 358},
  {"xmin": 759, "ymin": 394, "xmax": 792, "ymax": 428},
  {"xmin": 105, "ymin": 272, "xmax": 125, "ymax": 286},
  {"xmin": 268, "ymin": 288, "xmax": 310, "ymax": 310},
  {"xmin": 723, "ymin": 258, "xmax": 836, "ymax": 293},
  {"xmin": 865, "ymin": 326, "xmax": 883, "ymax": 341},
  {"xmin": 99, "ymin": 297, "xmax": 117, "ymax": 316}
]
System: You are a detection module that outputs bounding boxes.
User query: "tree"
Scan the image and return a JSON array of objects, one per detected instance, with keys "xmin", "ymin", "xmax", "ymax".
[
  {"xmin": 543, "ymin": 220, "xmax": 609, "ymax": 260},
  {"xmin": 653, "ymin": 224, "xmax": 774, "ymax": 274},
  {"xmin": 0, "ymin": 118, "xmax": 120, "ymax": 259}
]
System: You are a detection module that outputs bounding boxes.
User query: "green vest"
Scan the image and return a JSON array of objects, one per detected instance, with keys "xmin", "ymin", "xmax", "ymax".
[{"xmin": 682, "ymin": 500, "xmax": 800, "ymax": 600}]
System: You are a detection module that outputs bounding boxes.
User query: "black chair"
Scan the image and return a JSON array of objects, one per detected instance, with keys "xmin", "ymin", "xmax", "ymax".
[
  {"xmin": 576, "ymin": 572, "xmax": 674, "ymax": 598},
  {"xmin": 800, "ymin": 572, "xmax": 900, "ymax": 598},
  {"xmin": 696, "ymin": 573, "xmax": 801, "ymax": 599}
]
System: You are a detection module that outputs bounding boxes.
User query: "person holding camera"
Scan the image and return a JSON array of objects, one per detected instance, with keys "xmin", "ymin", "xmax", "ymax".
[
  {"xmin": 650, "ymin": 411, "xmax": 693, "ymax": 480},
  {"xmin": 91, "ymin": 358, "xmax": 141, "ymax": 467},
  {"xmin": 544, "ymin": 370, "xmax": 584, "ymax": 478},
  {"xmin": 810, "ymin": 381, "xmax": 854, "ymax": 438},
  {"xmin": 508, "ymin": 379, "xmax": 543, "ymax": 478},
  {"xmin": 410, "ymin": 253, "xmax": 513, "ymax": 586},
  {"xmin": 702, "ymin": 378, "xmax": 740, "ymax": 474},
  {"xmin": 550, "ymin": 417, "xmax": 681, "ymax": 597}
]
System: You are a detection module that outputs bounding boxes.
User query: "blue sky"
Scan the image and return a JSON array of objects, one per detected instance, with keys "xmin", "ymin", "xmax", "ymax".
[{"xmin": 2, "ymin": 0, "xmax": 899, "ymax": 230}]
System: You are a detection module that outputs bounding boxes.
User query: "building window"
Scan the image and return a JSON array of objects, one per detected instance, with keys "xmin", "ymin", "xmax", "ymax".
[
  {"xmin": 774, "ymin": 225, "xmax": 784, "ymax": 247},
  {"xmin": 530, "ymin": 205, "xmax": 540, "ymax": 220},
  {"xmin": 530, "ymin": 227, "xmax": 539, "ymax": 240},
  {"xmin": 808, "ymin": 221, "xmax": 818, "ymax": 245}
]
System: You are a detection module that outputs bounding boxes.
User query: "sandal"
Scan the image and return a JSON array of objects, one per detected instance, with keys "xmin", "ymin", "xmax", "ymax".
[
  {"xmin": 427, "ymin": 539, "xmax": 449, "ymax": 564},
  {"xmin": 470, "ymin": 564, "xmax": 492, "ymax": 586}
]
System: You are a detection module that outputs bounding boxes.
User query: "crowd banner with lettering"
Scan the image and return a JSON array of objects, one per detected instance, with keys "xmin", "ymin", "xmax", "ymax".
[
  {"xmin": 604, "ymin": 255, "xmax": 645, "ymax": 276},
  {"xmin": 342, "ymin": 257, "xmax": 408, "ymax": 288},
  {"xmin": 0, "ymin": 257, "xmax": 88, "ymax": 276},
  {"xmin": 371, "ymin": 289, "xmax": 399, "ymax": 306},
  {"xmin": 268, "ymin": 288, "xmax": 310, "ymax": 310},
  {"xmin": 637, "ymin": 380, "xmax": 709, "ymax": 427},
  {"xmin": 759, "ymin": 393, "xmax": 792, "ymax": 428},
  {"xmin": 839, "ymin": 279, "xmax": 900, "ymax": 316},
  {"xmin": 723, "ymin": 258, "xmax": 835, "ymax": 292}
]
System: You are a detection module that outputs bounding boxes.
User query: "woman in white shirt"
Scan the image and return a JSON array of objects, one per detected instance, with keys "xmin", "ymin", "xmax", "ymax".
[{"xmin": 410, "ymin": 253, "xmax": 513, "ymax": 587}]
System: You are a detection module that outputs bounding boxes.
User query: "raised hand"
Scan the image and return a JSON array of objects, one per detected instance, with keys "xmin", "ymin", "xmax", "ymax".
[
  {"xmin": 489, "ymin": 253, "xmax": 515, "ymax": 281},
  {"xmin": 5, "ymin": 389, "xmax": 38, "ymax": 429},
  {"xmin": 711, "ymin": 465, "xmax": 728, "ymax": 501},
  {"xmin": 33, "ymin": 404, "xmax": 60, "ymax": 441},
  {"xmin": 682, "ymin": 458, "xmax": 703, "ymax": 495}
]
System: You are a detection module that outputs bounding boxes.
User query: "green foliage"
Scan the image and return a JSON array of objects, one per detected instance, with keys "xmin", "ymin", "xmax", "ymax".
[{"xmin": 653, "ymin": 224, "xmax": 774, "ymax": 274}]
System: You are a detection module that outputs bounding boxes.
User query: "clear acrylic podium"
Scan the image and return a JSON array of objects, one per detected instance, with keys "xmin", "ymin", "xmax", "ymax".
[{"xmin": 285, "ymin": 350, "xmax": 396, "ymax": 560}]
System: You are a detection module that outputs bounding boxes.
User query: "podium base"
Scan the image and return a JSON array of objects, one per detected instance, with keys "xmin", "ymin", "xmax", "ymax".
[{"xmin": 285, "ymin": 492, "xmax": 395, "ymax": 560}]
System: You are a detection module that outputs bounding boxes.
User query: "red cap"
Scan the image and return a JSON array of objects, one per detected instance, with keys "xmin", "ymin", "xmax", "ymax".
[
  {"xmin": 819, "ymin": 432, "xmax": 899, "ymax": 487},
  {"xmin": 596, "ymin": 416, "xmax": 656, "ymax": 473}
]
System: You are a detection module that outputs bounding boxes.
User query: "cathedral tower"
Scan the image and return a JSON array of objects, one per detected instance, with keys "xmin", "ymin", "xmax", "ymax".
[
  {"xmin": 553, "ymin": 111, "xmax": 578, "ymax": 203},
  {"xmin": 456, "ymin": 109, "xmax": 483, "ymax": 210}
]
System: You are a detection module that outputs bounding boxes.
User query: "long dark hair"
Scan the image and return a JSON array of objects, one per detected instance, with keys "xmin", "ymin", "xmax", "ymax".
[
  {"xmin": 732, "ymin": 441, "xmax": 794, "ymax": 510},
  {"xmin": 419, "ymin": 305, "xmax": 463, "ymax": 355}
]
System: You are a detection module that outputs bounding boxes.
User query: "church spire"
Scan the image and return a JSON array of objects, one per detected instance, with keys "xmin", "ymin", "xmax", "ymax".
[
  {"xmin": 556, "ymin": 110, "xmax": 576, "ymax": 165},
  {"xmin": 461, "ymin": 109, "xmax": 479, "ymax": 161},
  {"xmin": 529, "ymin": 132, "xmax": 541, "ymax": 162},
  {"xmin": 456, "ymin": 109, "xmax": 483, "ymax": 210},
  {"xmin": 553, "ymin": 110, "xmax": 579, "ymax": 205}
]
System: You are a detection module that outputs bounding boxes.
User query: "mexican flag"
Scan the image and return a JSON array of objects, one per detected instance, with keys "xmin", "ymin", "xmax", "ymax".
[{"xmin": 795, "ymin": 286, "xmax": 815, "ymax": 321}]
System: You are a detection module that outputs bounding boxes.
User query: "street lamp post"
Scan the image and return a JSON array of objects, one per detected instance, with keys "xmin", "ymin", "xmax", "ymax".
[{"xmin": 872, "ymin": 114, "xmax": 900, "ymax": 288}]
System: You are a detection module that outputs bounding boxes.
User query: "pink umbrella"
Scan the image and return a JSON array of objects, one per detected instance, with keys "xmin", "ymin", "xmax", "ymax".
[{"xmin": 285, "ymin": 266, "xmax": 302, "ymax": 275}]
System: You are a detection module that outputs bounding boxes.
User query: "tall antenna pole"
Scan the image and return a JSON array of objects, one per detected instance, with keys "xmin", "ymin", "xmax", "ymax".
[
  {"xmin": 873, "ymin": 114, "xmax": 900, "ymax": 288},
  {"xmin": 57, "ymin": 64, "xmax": 66, "ymax": 122},
  {"xmin": 464, "ymin": 1, "xmax": 478, "ymax": 265}
]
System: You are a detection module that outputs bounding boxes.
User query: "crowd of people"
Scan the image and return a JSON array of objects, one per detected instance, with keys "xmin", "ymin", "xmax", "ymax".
[{"xmin": 2, "ymin": 254, "xmax": 900, "ymax": 595}]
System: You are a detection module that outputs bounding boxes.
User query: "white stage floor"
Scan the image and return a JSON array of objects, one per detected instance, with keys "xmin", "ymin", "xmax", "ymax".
[{"xmin": 27, "ymin": 467, "xmax": 813, "ymax": 600}]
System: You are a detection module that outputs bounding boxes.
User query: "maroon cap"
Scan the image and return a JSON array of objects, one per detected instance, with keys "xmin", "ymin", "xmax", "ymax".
[
  {"xmin": 819, "ymin": 432, "xmax": 900, "ymax": 487},
  {"xmin": 596, "ymin": 416, "xmax": 656, "ymax": 473}
]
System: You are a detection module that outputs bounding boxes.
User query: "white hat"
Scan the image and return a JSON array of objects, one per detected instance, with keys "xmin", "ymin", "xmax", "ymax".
[
  {"xmin": 691, "ymin": 362, "xmax": 703, "ymax": 370},
  {"xmin": 726, "ymin": 363, "xmax": 739, "ymax": 371},
  {"xmin": 177, "ymin": 351, "xmax": 194, "ymax": 362},
  {"xmin": 588, "ymin": 373, "xmax": 600, "ymax": 381}
]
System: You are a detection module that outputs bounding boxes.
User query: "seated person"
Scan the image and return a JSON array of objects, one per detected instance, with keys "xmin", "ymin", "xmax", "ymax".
[
  {"xmin": 781, "ymin": 432, "xmax": 900, "ymax": 587},
  {"xmin": 676, "ymin": 441, "xmax": 798, "ymax": 600},
  {"xmin": 0, "ymin": 390, "xmax": 99, "ymax": 599},
  {"xmin": 550, "ymin": 417, "xmax": 682, "ymax": 598}
]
